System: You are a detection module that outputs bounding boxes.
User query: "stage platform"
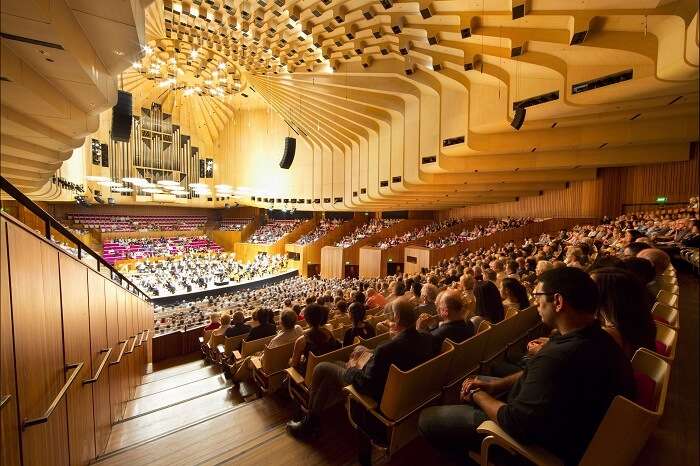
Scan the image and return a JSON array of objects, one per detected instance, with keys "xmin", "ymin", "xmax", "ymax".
[{"xmin": 148, "ymin": 269, "xmax": 299, "ymax": 306}]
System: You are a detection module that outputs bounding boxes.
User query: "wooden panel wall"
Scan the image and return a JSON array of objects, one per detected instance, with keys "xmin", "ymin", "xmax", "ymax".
[
  {"xmin": 0, "ymin": 218, "xmax": 21, "ymax": 466},
  {"xmin": 359, "ymin": 248, "xmax": 383, "ymax": 278},
  {"xmin": 0, "ymin": 212, "xmax": 154, "ymax": 465},
  {"xmin": 320, "ymin": 246, "xmax": 345, "ymax": 279},
  {"xmin": 442, "ymin": 143, "xmax": 699, "ymax": 220}
]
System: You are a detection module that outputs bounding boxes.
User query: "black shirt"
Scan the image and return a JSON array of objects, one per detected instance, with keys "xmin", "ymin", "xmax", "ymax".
[
  {"xmin": 430, "ymin": 319, "xmax": 474, "ymax": 352},
  {"xmin": 346, "ymin": 328, "xmax": 435, "ymax": 402},
  {"xmin": 343, "ymin": 324, "xmax": 376, "ymax": 346},
  {"xmin": 245, "ymin": 323, "xmax": 277, "ymax": 341},
  {"xmin": 497, "ymin": 323, "xmax": 635, "ymax": 466},
  {"xmin": 224, "ymin": 323, "xmax": 251, "ymax": 338}
]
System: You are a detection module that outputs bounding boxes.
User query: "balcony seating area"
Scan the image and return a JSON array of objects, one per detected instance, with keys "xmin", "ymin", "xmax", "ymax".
[
  {"xmin": 248, "ymin": 219, "xmax": 303, "ymax": 244},
  {"xmin": 219, "ymin": 218, "xmax": 253, "ymax": 230},
  {"xmin": 68, "ymin": 213, "xmax": 208, "ymax": 232},
  {"xmin": 335, "ymin": 218, "xmax": 401, "ymax": 248},
  {"xmin": 102, "ymin": 235, "xmax": 222, "ymax": 264}
]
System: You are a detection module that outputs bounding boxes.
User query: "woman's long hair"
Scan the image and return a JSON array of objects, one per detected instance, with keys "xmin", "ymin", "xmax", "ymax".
[
  {"xmin": 501, "ymin": 278, "xmax": 530, "ymax": 310},
  {"xmin": 473, "ymin": 281, "xmax": 505, "ymax": 324},
  {"xmin": 591, "ymin": 268, "xmax": 656, "ymax": 353}
]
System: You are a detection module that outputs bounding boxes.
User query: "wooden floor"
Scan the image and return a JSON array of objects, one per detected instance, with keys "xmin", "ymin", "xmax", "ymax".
[{"xmin": 97, "ymin": 273, "xmax": 699, "ymax": 466}]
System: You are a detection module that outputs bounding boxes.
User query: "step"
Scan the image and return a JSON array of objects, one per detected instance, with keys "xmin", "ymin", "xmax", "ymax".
[
  {"xmin": 97, "ymin": 396, "xmax": 292, "ymax": 466},
  {"xmin": 104, "ymin": 386, "xmax": 242, "ymax": 454},
  {"xmin": 141, "ymin": 357, "xmax": 208, "ymax": 384},
  {"xmin": 124, "ymin": 373, "xmax": 231, "ymax": 419},
  {"xmin": 134, "ymin": 365, "xmax": 222, "ymax": 398}
]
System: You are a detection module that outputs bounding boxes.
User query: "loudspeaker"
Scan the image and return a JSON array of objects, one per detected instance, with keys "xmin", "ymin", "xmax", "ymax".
[
  {"xmin": 511, "ymin": 107, "xmax": 526, "ymax": 130},
  {"xmin": 279, "ymin": 137, "xmax": 296, "ymax": 169},
  {"xmin": 111, "ymin": 90, "xmax": 133, "ymax": 142},
  {"xmin": 101, "ymin": 143, "xmax": 109, "ymax": 167}
]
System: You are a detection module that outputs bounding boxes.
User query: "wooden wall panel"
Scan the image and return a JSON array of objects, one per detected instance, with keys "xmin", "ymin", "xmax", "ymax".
[
  {"xmin": 442, "ymin": 145, "xmax": 699, "ymax": 220},
  {"xmin": 0, "ymin": 218, "xmax": 21, "ymax": 466},
  {"xmin": 359, "ymin": 247, "xmax": 383, "ymax": 278},
  {"xmin": 105, "ymin": 281, "xmax": 124, "ymax": 424},
  {"xmin": 320, "ymin": 246, "xmax": 345, "ymax": 279},
  {"xmin": 404, "ymin": 247, "xmax": 431, "ymax": 275},
  {"xmin": 7, "ymin": 223, "xmax": 70, "ymax": 466},
  {"xmin": 87, "ymin": 270, "xmax": 112, "ymax": 455},
  {"xmin": 59, "ymin": 255, "xmax": 96, "ymax": 466}
]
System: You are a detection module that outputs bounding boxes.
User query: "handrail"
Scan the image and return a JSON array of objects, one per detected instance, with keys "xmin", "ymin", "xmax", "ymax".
[
  {"xmin": 109, "ymin": 339, "xmax": 129, "ymax": 365},
  {"xmin": 136, "ymin": 330, "xmax": 145, "ymax": 347},
  {"xmin": 0, "ymin": 394, "xmax": 10, "ymax": 409},
  {"xmin": 125, "ymin": 334, "xmax": 139, "ymax": 354},
  {"xmin": 83, "ymin": 347, "xmax": 113, "ymax": 384},
  {"xmin": 23, "ymin": 362, "xmax": 84, "ymax": 430},
  {"xmin": 0, "ymin": 176, "xmax": 149, "ymax": 301},
  {"xmin": 137, "ymin": 329, "xmax": 150, "ymax": 347}
]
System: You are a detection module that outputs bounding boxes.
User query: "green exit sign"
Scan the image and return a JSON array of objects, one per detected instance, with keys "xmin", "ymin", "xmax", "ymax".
[{"xmin": 656, "ymin": 196, "xmax": 668, "ymax": 204}]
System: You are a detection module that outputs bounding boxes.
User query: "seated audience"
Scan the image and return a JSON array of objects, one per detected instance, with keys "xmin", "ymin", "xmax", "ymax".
[
  {"xmin": 203, "ymin": 313, "xmax": 221, "ymax": 331},
  {"xmin": 343, "ymin": 303, "xmax": 376, "ymax": 346},
  {"xmin": 500, "ymin": 278, "xmax": 530, "ymax": 314},
  {"xmin": 225, "ymin": 311, "xmax": 251, "ymax": 337},
  {"xmin": 290, "ymin": 304, "xmax": 341, "ymax": 375},
  {"xmin": 591, "ymin": 267, "xmax": 656, "ymax": 358},
  {"xmin": 286, "ymin": 300, "xmax": 435, "ymax": 440},
  {"xmin": 246, "ymin": 308, "xmax": 277, "ymax": 341},
  {"xmin": 365, "ymin": 288, "xmax": 386, "ymax": 309},
  {"xmin": 471, "ymin": 281, "xmax": 505, "ymax": 328},
  {"xmin": 418, "ymin": 289, "xmax": 474, "ymax": 351},
  {"xmin": 418, "ymin": 267, "xmax": 636, "ymax": 466},
  {"xmin": 269, "ymin": 310, "xmax": 304, "ymax": 349}
]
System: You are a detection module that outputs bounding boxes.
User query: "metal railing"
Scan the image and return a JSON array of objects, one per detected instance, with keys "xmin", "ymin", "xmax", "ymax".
[{"xmin": 0, "ymin": 175, "xmax": 149, "ymax": 301}]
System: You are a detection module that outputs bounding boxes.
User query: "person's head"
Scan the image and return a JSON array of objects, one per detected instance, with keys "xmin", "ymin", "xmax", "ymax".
[
  {"xmin": 353, "ymin": 291, "xmax": 366, "ymax": 304},
  {"xmin": 624, "ymin": 229, "xmax": 642, "ymax": 244},
  {"xmin": 536, "ymin": 260, "xmax": 553, "ymax": 276},
  {"xmin": 391, "ymin": 299, "xmax": 418, "ymax": 331},
  {"xmin": 220, "ymin": 314, "xmax": 231, "ymax": 326},
  {"xmin": 534, "ymin": 267, "xmax": 599, "ymax": 330},
  {"xmin": 591, "ymin": 268, "xmax": 655, "ymax": 353},
  {"xmin": 473, "ymin": 281, "xmax": 505, "ymax": 324},
  {"xmin": 232, "ymin": 311, "xmax": 245, "ymax": 325},
  {"xmin": 209, "ymin": 312, "xmax": 221, "ymax": 323},
  {"xmin": 622, "ymin": 257, "xmax": 656, "ymax": 285},
  {"xmin": 459, "ymin": 274, "xmax": 475, "ymax": 292},
  {"xmin": 437, "ymin": 289, "xmax": 466, "ymax": 321},
  {"xmin": 280, "ymin": 309, "xmax": 297, "ymax": 330},
  {"xmin": 394, "ymin": 280, "xmax": 406, "ymax": 296},
  {"xmin": 366, "ymin": 288, "xmax": 377, "ymax": 298},
  {"xmin": 335, "ymin": 300, "xmax": 348, "ymax": 314},
  {"xmin": 284, "ymin": 299, "xmax": 292, "ymax": 308},
  {"xmin": 501, "ymin": 278, "xmax": 530, "ymax": 310},
  {"xmin": 506, "ymin": 260, "xmax": 518, "ymax": 275},
  {"xmin": 637, "ymin": 248, "xmax": 671, "ymax": 275},
  {"xmin": 623, "ymin": 242, "xmax": 651, "ymax": 257},
  {"xmin": 421, "ymin": 283, "xmax": 438, "ymax": 305},
  {"xmin": 586, "ymin": 254, "xmax": 623, "ymax": 273},
  {"xmin": 484, "ymin": 269, "xmax": 497, "ymax": 282},
  {"xmin": 349, "ymin": 302, "xmax": 366, "ymax": 325},
  {"xmin": 292, "ymin": 304, "xmax": 302, "ymax": 315},
  {"xmin": 302, "ymin": 304, "xmax": 327, "ymax": 329},
  {"xmin": 411, "ymin": 280, "xmax": 423, "ymax": 297}
]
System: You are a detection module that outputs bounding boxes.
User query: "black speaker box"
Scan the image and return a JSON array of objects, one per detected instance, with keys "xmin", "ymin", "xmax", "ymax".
[
  {"xmin": 511, "ymin": 107, "xmax": 526, "ymax": 130},
  {"xmin": 111, "ymin": 90, "xmax": 133, "ymax": 142},
  {"xmin": 101, "ymin": 143, "xmax": 109, "ymax": 167},
  {"xmin": 279, "ymin": 137, "xmax": 296, "ymax": 169}
]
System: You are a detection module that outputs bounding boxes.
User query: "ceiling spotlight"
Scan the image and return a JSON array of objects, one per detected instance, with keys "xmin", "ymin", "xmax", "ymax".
[
  {"xmin": 132, "ymin": 62, "xmax": 143, "ymax": 69},
  {"xmin": 191, "ymin": 49, "xmax": 199, "ymax": 59},
  {"xmin": 218, "ymin": 62, "xmax": 226, "ymax": 70},
  {"xmin": 143, "ymin": 45, "xmax": 153, "ymax": 55}
]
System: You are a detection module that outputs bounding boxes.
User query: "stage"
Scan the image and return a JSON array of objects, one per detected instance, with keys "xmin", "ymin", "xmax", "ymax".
[{"xmin": 148, "ymin": 269, "xmax": 299, "ymax": 306}]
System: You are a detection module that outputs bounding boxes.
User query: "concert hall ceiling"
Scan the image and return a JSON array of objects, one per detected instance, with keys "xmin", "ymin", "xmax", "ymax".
[{"xmin": 1, "ymin": 0, "xmax": 699, "ymax": 209}]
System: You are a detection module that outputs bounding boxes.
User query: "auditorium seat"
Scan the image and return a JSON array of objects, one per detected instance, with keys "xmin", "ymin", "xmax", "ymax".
[
  {"xmin": 344, "ymin": 341, "xmax": 455, "ymax": 456},
  {"xmin": 251, "ymin": 341, "xmax": 296, "ymax": 394},
  {"xmin": 654, "ymin": 322, "xmax": 678, "ymax": 362},
  {"xmin": 217, "ymin": 333, "xmax": 250, "ymax": 364},
  {"xmin": 656, "ymin": 290, "xmax": 679, "ymax": 308},
  {"xmin": 474, "ymin": 348, "xmax": 671, "ymax": 466},
  {"xmin": 651, "ymin": 302, "xmax": 679, "ymax": 330},
  {"xmin": 477, "ymin": 321, "xmax": 491, "ymax": 334},
  {"xmin": 228, "ymin": 335, "xmax": 275, "ymax": 377}
]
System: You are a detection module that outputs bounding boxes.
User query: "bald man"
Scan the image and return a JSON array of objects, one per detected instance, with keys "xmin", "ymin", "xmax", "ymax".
[{"xmin": 418, "ymin": 288, "xmax": 475, "ymax": 352}]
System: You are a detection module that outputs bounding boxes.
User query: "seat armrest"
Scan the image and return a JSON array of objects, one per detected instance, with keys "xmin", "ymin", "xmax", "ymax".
[
  {"xmin": 476, "ymin": 421, "xmax": 564, "ymax": 466},
  {"xmin": 251, "ymin": 356, "xmax": 262, "ymax": 370},
  {"xmin": 285, "ymin": 367, "xmax": 304, "ymax": 385},
  {"xmin": 232, "ymin": 350, "xmax": 242, "ymax": 360},
  {"xmin": 343, "ymin": 384, "xmax": 377, "ymax": 411},
  {"xmin": 217, "ymin": 344, "xmax": 225, "ymax": 354}
]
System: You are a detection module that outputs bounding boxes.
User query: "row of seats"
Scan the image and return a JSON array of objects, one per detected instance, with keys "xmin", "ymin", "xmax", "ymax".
[
  {"xmin": 68, "ymin": 213, "xmax": 208, "ymax": 232},
  {"xmin": 219, "ymin": 218, "xmax": 252, "ymax": 230}
]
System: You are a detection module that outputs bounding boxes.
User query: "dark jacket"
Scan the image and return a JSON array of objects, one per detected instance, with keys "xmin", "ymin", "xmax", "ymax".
[
  {"xmin": 245, "ymin": 323, "xmax": 277, "ymax": 341},
  {"xmin": 224, "ymin": 323, "xmax": 251, "ymax": 338},
  {"xmin": 345, "ymin": 328, "xmax": 435, "ymax": 402},
  {"xmin": 430, "ymin": 319, "xmax": 474, "ymax": 352},
  {"xmin": 343, "ymin": 323, "xmax": 376, "ymax": 346}
]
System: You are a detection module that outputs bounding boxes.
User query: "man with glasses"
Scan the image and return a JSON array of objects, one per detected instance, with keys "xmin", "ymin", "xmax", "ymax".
[{"xmin": 418, "ymin": 267, "xmax": 635, "ymax": 466}]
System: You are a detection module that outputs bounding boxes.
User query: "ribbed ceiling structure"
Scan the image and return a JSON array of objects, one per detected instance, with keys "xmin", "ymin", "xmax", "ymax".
[
  {"xmin": 1, "ymin": 0, "xmax": 699, "ymax": 209},
  {"xmin": 119, "ymin": 0, "xmax": 699, "ymax": 209}
]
